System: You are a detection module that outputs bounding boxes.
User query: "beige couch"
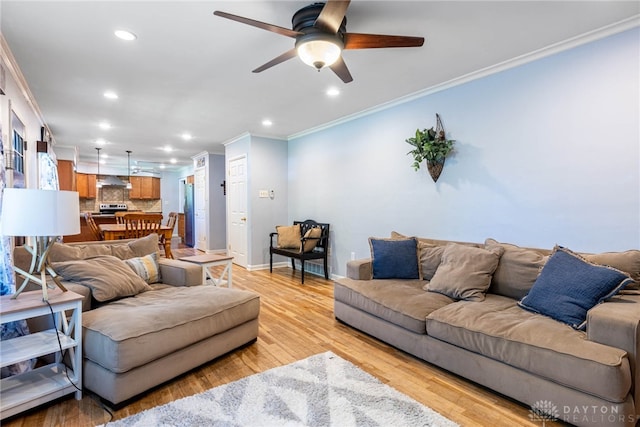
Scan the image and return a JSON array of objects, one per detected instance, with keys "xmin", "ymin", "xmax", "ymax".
[
  {"xmin": 14, "ymin": 234, "xmax": 260, "ymax": 405},
  {"xmin": 334, "ymin": 234, "xmax": 640, "ymax": 427}
]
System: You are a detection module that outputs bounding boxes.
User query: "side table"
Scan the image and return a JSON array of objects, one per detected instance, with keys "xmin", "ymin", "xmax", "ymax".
[
  {"xmin": 0, "ymin": 289, "xmax": 83, "ymax": 420},
  {"xmin": 179, "ymin": 254, "xmax": 234, "ymax": 287}
]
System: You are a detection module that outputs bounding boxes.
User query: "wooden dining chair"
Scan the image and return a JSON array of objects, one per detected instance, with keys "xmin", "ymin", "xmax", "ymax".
[
  {"xmin": 123, "ymin": 213, "xmax": 163, "ymax": 239},
  {"xmin": 84, "ymin": 212, "xmax": 104, "ymax": 240},
  {"xmin": 158, "ymin": 212, "xmax": 179, "ymax": 256},
  {"xmin": 115, "ymin": 211, "xmax": 128, "ymax": 224}
]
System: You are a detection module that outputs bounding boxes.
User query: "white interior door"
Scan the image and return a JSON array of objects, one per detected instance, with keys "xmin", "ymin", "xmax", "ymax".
[
  {"xmin": 194, "ymin": 167, "xmax": 207, "ymax": 251},
  {"xmin": 228, "ymin": 155, "xmax": 247, "ymax": 267}
]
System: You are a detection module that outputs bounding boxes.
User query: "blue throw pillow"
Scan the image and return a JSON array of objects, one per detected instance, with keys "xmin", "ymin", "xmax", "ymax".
[
  {"xmin": 518, "ymin": 246, "xmax": 634, "ymax": 330},
  {"xmin": 369, "ymin": 237, "xmax": 420, "ymax": 279}
]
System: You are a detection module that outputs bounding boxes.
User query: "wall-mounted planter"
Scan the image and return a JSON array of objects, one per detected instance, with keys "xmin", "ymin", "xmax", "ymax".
[
  {"xmin": 427, "ymin": 159, "xmax": 445, "ymax": 183},
  {"xmin": 406, "ymin": 113, "xmax": 454, "ymax": 183}
]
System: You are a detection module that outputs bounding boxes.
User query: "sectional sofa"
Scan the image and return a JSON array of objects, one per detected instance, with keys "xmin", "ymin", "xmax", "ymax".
[
  {"xmin": 13, "ymin": 234, "xmax": 260, "ymax": 405},
  {"xmin": 334, "ymin": 233, "xmax": 640, "ymax": 426}
]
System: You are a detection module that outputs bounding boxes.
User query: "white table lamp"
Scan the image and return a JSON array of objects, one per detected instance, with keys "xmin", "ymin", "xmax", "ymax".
[{"xmin": 1, "ymin": 189, "xmax": 80, "ymax": 300}]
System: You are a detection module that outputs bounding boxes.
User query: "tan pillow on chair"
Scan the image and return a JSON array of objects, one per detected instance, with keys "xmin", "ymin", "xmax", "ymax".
[
  {"xmin": 303, "ymin": 227, "xmax": 322, "ymax": 252},
  {"xmin": 276, "ymin": 225, "xmax": 301, "ymax": 250}
]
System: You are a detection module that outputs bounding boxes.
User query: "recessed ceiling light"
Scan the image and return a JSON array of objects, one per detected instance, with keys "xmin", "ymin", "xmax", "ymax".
[
  {"xmin": 181, "ymin": 132, "xmax": 192, "ymax": 141},
  {"xmin": 96, "ymin": 138, "xmax": 106, "ymax": 145},
  {"xmin": 114, "ymin": 29, "xmax": 137, "ymax": 41},
  {"xmin": 99, "ymin": 122, "xmax": 111, "ymax": 130},
  {"xmin": 326, "ymin": 87, "xmax": 340, "ymax": 97},
  {"xmin": 104, "ymin": 91, "xmax": 118, "ymax": 100},
  {"xmin": 170, "ymin": 158, "xmax": 177, "ymax": 164},
  {"xmin": 262, "ymin": 119, "xmax": 273, "ymax": 127},
  {"xmin": 163, "ymin": 146, "xmax": 173, "ymax": 152}
]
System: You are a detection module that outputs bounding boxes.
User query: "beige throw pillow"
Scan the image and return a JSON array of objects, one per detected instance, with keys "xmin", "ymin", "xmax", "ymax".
[
  {"xmin": 276, "ymin": 224, "xmax": 301, "ymax": 250},
  {"xmin": 426, "ymin": 243, "xmax": 505, "ymax": 301},
  {"xmin": 52, "ymin": 255, "xmax": 152, "ymax": 302},
  {"xmin": 302, "ymin": 227, "xmax": 322, "ymax": 252}
]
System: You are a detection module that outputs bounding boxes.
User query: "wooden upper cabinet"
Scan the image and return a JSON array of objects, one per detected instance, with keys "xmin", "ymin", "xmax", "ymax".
[
  {"xmin": 57, "ymin": 160, "xmax": 76, "ymax": 191},
  {"xmin": 129, "ymin": 176, "xmax": 160, "ymax": 199},
  {"xmin": 77, "ymin": 173, "xmax": 97, "ymax": 198}
]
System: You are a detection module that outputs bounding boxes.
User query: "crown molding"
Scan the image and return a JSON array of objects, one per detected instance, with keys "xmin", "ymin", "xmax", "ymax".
[
  {"xmin": 0, "ymin": 34, "xmax": 52, "ymax": 142},
  {"xmin": 289, "ymin": 15, "xmax": 640, "ymax": 141}
]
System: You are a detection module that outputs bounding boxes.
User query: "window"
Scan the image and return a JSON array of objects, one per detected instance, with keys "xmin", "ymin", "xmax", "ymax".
[{"xmin": 12, "ymin": 130, "xmax": 24, "ymax": 173}]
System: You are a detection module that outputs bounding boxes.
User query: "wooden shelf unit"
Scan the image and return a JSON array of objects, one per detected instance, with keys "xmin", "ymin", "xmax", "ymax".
[{"xmin": 0, "ymin": 290, "xmax": 83, "ymax": 420}]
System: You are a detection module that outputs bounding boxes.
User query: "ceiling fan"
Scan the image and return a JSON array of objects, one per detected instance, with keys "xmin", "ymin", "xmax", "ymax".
[{"xmin": 213, "ymin": 0, "xmax": 424, "ymax": 83}]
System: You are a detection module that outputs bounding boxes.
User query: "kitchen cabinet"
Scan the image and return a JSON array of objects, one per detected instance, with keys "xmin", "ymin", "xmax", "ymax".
[
  {"xmin": 129, "ymin": 176, "xmax": 160, "ymax": 199},
  {"xmin": 57, "ymin": 160, "xmax": 76, "ymax": 191},
  {"xmin": 76, "ymin": 174, "xmax": 97, "ymax": 199}
]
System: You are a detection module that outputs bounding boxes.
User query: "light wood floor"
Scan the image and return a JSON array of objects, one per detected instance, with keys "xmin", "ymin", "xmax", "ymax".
[{"xmin": 3, "ymin": 247, "xmax": 564, "ymax": 427}]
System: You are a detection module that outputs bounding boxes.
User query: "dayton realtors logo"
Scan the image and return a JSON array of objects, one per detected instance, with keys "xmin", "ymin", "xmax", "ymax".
[
  {"xmin": 529, "ymin": 400, "xmax": 638, "ymax": 425},
  {"xmin": 529, "ymin": 400, "xmax": 559, "ymax": 426}
]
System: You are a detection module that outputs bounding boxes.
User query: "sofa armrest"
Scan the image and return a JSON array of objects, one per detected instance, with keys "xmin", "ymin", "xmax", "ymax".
[
  {"xmin": 347, "ymin": 258, "xmax": 372, "ymax": 280},
  {"xmin": 158, "ymin": 259, "xmax": 202, "ymax": 287},
  {"xmin": 588, "ymin": 294, "xmax": 640, "ymax": 414}
]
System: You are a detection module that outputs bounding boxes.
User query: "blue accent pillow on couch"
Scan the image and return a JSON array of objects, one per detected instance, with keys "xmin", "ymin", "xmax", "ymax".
[
  {"xmin": 369, "ymin": 237, "xmax": 420, "ymax": 279},
  {"xmin": 518, "ymin": 246, "xmax": 634, "ymax": 330}
]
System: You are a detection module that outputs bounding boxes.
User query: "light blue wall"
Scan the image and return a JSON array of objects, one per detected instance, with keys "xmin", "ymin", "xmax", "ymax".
[{"xmin": 289, "ymin": 28, "xmax": 640, "ymax": 277}]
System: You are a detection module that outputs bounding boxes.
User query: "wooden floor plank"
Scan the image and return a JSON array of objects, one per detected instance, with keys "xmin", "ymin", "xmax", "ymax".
[{"xmin": 2, "ymin": 247, "xmax": 563, "ymax": 426}]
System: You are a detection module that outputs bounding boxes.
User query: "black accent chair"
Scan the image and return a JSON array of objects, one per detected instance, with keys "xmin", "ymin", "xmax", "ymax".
[{"xmin": 269, "ymin": 219, "xmax": 330, "ymax": 284}]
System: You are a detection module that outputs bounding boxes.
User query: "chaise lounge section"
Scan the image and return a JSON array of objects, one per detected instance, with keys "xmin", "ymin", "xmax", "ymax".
[{"xmin": 14, "ymin": 234, "xmax": 260, "ymax": 405}]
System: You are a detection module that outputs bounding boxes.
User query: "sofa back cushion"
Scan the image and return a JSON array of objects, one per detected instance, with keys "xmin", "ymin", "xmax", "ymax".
[
  {"xmin": 486, "ymin": 238, "xmax": 640, "ymax": 299},
  {"xmin": 485, "ymin": 238, "xmax": 549, "ymax": 300},
  {"xmin": 48, "ymin": 233, "xmax": 159, "ymax": 263}
]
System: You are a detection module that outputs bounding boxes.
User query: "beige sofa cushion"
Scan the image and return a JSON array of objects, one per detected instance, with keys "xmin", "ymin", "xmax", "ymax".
[
  {"xmin": 52, "ymin": 255, "xmax": 152, "ymax": 302},
  {"xmin": 426, "ymin": 294, "xmax": 631, "ymax": 402},
  {"xmin": 50, "ymin": 233, "xmax": 159, "ymax": 262},
  {"xmin": 334, "ymin": 278, "xmax": 454, "ymax": 334},
  {"xmin": 83, "ymin": 285, "xmax": 260, "ymax": 373},
  {"xmin": 485, "ymin": 238, "xmax": 548, "ymax": 300},
  {"xmin": 426, "ymin": 243, "xmax": 504, "ymax": 301}
]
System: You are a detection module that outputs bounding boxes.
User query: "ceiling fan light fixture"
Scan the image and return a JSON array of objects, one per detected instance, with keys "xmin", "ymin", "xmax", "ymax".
[{"xmin": 296, "ymin": 35, "xmax": 343, "ymax": 70}]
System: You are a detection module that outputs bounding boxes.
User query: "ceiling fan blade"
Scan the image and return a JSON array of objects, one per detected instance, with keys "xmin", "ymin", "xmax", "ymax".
[
  {"xmin": 343, "ymin": 33, "xmax": 425, "ymax": 49},
  {"xmin": 329, "ymin": 56, "xmax": 353, "ymax": 84},
  {"xmin": 314, "ymin": 0, "xmax": 350, "ymax": 34},
  {"xmin": 214, "ymin": 11, "xmax": 302, "ymax": 38},
  {"xmin": 252, "ymin": 49, "xmax": 298, "ymax": 73}
]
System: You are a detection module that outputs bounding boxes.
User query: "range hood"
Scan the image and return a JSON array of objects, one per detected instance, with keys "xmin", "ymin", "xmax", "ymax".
[{"xmin": 100, "ymin": 175, "xmax": 127, "ymax": 187}]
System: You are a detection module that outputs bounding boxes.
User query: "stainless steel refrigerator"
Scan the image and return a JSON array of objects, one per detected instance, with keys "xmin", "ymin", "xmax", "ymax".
[{"xmin": 184, "ymin": 183, "xmax": 195, "ymax": 247}]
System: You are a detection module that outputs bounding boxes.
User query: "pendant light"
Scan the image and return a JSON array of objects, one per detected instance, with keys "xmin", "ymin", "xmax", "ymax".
[
  {"xmin": 126, "ymin": 150, "xmax": 133, "ymax": 189},
  {"xmin": 96, "ymin": 147, "xmax": 103, "ymax": 188}
]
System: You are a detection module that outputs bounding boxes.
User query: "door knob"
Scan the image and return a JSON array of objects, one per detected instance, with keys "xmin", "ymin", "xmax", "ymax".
[{"xmin": 240, "ymin": 217, "xmax": 247, "ymax": 221}]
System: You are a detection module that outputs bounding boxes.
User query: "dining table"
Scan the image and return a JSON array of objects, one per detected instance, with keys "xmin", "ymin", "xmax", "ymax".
[{"xmin": 98, "ymin": 224, "xmax": 174, "ymax": 259}]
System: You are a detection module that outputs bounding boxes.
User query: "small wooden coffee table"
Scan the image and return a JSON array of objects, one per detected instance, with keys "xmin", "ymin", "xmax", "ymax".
[{"xmin": 178, "ymin": 254, "xmax": 234, "ymax": 287}]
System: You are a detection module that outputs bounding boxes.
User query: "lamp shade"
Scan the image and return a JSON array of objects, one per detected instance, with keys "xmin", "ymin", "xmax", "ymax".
[{"xmin": 1, "ymin": 189, "xmax": 80, "ymax": 236}]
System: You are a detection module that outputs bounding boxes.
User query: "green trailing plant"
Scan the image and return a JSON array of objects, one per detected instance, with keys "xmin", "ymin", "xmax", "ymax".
[{"xmin": 406, "ymin": 126, "xmax": 455, "ymax": 171}]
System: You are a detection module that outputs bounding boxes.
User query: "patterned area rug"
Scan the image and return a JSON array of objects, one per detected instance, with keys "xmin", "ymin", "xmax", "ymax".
[{"xmin": 102, "ymin": 352, "xmax": 458, "ymax": 427}]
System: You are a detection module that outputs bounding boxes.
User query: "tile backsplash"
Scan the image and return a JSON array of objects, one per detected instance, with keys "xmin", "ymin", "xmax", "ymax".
[{"xmin": 79, "ymin": 186, "xmax": 162, "ymax": 213}]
